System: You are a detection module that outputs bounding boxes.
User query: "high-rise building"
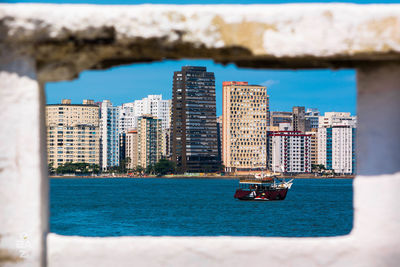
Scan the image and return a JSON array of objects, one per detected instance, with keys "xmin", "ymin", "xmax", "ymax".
[
  {"xmin": 100, "ymin": 100, "xmax": 120, "ymax": 170},
  {"xmin": 222, "ymin": 81, "xmax": 269, "ymax": 173},
  {"xmin": 125, "ymin": 130, "xmax": 138, "ymax": 170},
  {"xmin": 46, "ymin": 99, "xmax": 100, "ymax": 168},
  {"xmin": 162, "ymin": 128, "xmax": 171, "ymax": 159},
  {"xmin": 306, "ymin": 129, "xmax": 319, "ymax": 166},
  {"xmin": 137, "ymin": 115, "xmax": 162, "ymax": 168},
  {"xmin": 171, "ymin": 66, "xmax": 219, "ymax": 173},
  {"xmin": 318, "ymin": 112, "xmax": 357, "ymax": 174},
  {"xmin": 216, "ymin": 115, "xmax": 223, "ymax": 164},
  {"xmin": 134, "ymin": 95, "xmax": 171, "ymax": 131},
  {"xmin": 318, "ymin": 112, "xmax": 356, "ymax": 128},
  {"xmin": 292, "ymin": 106, "xmax": 306, "ymax": 132},
  {"xmin": 270, "ymin": 111, "xmax": 292, "ymax": 127},
  {"xmin": 118, "ymin": 102, "xmax": 135, "ymax": 134},
  {"xmin": 305, "ymin": 108, "xmax": 320, "ymax": 130},
  {"xmin": 267, "ymin": 131, "xmax": 311, "ymax": 173},
  {"xmin": 131, "ymin": 95, "xmax": 171, "ymax": 159},
  {"xmin": 119, "ymin": 132, "xmax": 126, "ymax": 164}
]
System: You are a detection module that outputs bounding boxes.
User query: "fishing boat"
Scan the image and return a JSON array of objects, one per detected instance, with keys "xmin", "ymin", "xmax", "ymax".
[
  {"xmin": 234, "ymin": 162, "xmax": 293, "ymax": 201},
  {"xmin": 234, "ymin": 176, "xmax": 293, "ymax": 201}
]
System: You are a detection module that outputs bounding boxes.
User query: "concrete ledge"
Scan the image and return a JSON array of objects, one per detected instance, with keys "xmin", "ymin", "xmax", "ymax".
[{"xmin": 1, "ymin": 4, "xmax": 400, "ymax": 81}]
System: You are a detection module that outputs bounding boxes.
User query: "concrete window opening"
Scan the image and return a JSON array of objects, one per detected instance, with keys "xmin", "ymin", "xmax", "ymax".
[
  {"xmin": 1, "ymin": 3, "xmax": 399, "ymax": 267},
  {"xmin": 46, "ymin": 60, "xmax": 356, "ymax": 238}
]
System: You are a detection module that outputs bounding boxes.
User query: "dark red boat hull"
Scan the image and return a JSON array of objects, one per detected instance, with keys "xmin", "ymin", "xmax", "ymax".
[{"xmin": 234, "ymin": 188, "xmax": 288, "ymax": 201}]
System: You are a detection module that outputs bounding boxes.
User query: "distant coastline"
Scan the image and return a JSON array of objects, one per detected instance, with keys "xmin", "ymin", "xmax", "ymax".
[{"xmin": 49, "ymin": 174, "xmax": 355, "ymax": 179}]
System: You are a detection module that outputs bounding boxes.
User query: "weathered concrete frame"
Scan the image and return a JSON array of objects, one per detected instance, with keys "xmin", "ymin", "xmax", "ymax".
[{"xmin": 1, "ymin": 3, "xmax": 399, "ymax": 267}]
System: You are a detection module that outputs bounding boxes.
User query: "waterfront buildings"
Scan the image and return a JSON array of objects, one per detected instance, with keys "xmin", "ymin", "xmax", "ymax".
[
  {"xmin": 117, "ymin": 95, "xmax": 171, "ymax": 161},
  {"xmin": 318, "ymin": 112, "xmax": 357, "ymax": 174},
  {"xmin": 222, "ymin": 81, "xmax": 269, "ymax": 173},
  {"xmin": 306, "ymin": 129, "xmax": 319, "ymax": 166},
  {"xmin": 100, "ymin": 100, "xmax": 120, "ymax": 170},
  {"xmin": 267, "ymin": 131, "xmax": 311, "ymax": 173},
  {"xmin": 217, "ymin": 115, "xmax": 222, "ymax": 163},
  {"xmin": 119, "ymin": 132, "xmax": 126, "ymax": 164},
  {"xmin": 46, "ymin": 99, "xmax": 100, "ymax": 168},
  {"xmin": 137, "ymin": 115, "xmax": 162, "ymax": 168},
  {"xmin": 292, "ymin": 106, "xmax": 306, "ymax": 132},
  {"xmin": 171, "ymin": 66, "xmax": 219, "ymax": 173},
  {"xmin": 270, "ymin": 111, "xmax": 292, "ymax": 127},
  {"xmin": 118, "ymin": 102, "xmax": 136, "ymax": 133},
  {"xmin": 305, "ymin": 108, "xmax": 320, "ymax": 130},
  {"xmin": 134, "ymin": 95, "xmax": 171, "ymax": 131},
  {"xmin": 318, "ymin": 112, "xmax": 356, "ymax": 128},
  {"xmin": 271, "ymin": 107, "xmax": 318, "ymax": 133},
  {"xmin": 125, "ymin": 130, "xmax": 138, "ymax": 169}
]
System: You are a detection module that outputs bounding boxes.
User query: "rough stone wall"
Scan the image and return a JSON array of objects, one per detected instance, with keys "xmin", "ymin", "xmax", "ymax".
[{"xmin": 1, "ymin": 4, "xmax": 400, "ymax": 82}]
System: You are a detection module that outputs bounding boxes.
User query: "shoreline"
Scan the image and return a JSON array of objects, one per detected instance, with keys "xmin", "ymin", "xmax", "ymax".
[{"xmin": 49, "ymin": 175, "xmax": 355, "ymax": 179}]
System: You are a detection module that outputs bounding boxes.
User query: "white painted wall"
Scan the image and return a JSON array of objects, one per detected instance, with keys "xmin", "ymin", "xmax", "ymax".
[{"xmin": 0, "ymin": 49, "xmax": 48, "ymax": 266}]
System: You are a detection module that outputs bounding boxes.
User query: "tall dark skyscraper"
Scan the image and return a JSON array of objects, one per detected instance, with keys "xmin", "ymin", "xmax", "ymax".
[
  {"xmin": 171, "ymin": 66, "xmax": 219, "ymax": 173},
  {"xmin": 292, "ymin": 106, "xmax": 306, "ymax": 133}
]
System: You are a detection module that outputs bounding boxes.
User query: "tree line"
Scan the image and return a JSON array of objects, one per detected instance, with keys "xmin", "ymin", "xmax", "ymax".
[{"xmin": 49, "ymin": 158, "xmax": 177, "ymax": 176}]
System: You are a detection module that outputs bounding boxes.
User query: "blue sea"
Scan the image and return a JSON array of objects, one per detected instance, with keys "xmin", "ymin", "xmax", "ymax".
[{"xmin": 50, "ymin": 178, "xmax": 353, "ymax": 237}]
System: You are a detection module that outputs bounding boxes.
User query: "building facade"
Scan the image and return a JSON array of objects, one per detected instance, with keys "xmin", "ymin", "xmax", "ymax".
[
  {"xmin": 317, "ymin": 113, "xmax": 357, "ymax": 174},
  {"xmin": 270, "ymin": 111, "xmax": 292, "ymax": 127},
  {"xmin": 125, "ymin": 130, "xmax": 138, "ymax": 170},
  {"xmin": 222, "ymin": 81, "xmax": 269, "ymax": 173},
  {"xmin": 137, "ymin": 115, "xmax": 162, "ymax": 168},
  {"xmin": 267, "ymin": 131, "xmax": 311, "ymax": 173},
  {"xmin": 171, "ymin": 66, "xmax": 219, "ymax": 173},
  {"xmin": 100, "ymin": 100, "xmax": 120, "ymax": 170},
  {"xmin": 46, "ymin": 99, "xmax": 100, "ymax": 168},
  {"xmin": 305, "ymin": 108, "xmax": 320, "ymax": 130},
  {"xmin": 134, "ymin": 95, "xmax": 171, "ymax": 131},
  {"xmin": 318, "ymin": 112, "xmax": 356, "ymax": 128},
  {"xmin": 133, "ymin": 95, "xmax": 171, "ymax": 159},
  {"xmin": 216, "ymin": 115, "xmax": 222, "ymax": 164},
  {"xmin": 292, "ymin": 106, "xmax": 306, "ymax": 133},
  {"xmin": 306, "ymin": 129, "xmax": 319, "ymax": 166},
  {"xmin": 118, "ymin": 102, "xmax": 136, "ymax": 134}
]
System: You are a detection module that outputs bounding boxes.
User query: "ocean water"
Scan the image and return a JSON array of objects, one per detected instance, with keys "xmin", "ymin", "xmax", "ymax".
[{"xmin": 50, "ymin": 178, "xmax": 353, "ymax": 237}]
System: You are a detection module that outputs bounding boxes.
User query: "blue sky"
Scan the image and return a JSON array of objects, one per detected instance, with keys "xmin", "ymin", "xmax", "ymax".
[
  {"xmin": 45, "ymin": 60, "xmax": 356, "ymax": 116},
  {"xmin": 10, "ymin": 0, "xmax": 397, "ymax": 115}
]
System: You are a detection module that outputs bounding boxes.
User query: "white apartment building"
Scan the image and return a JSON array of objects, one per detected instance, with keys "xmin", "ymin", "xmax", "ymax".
[
  {"xmin": 318, "ymin": 112, "xmax": 357, "ymax": 174},
  {"xmin": 118, "ymin": 102, "xmax": 136, "ymax": 133},
  {"xmin": 100, "ymin": 100, "xmax": 120, "ymax": 170},
  {"xmin": 318, "ymin": 126, "xmax": 355, "ymax": 174},
  {"xmin": 267, "ymin": 131, "xmax": 311, "ymax": 173},
  {"xmin": 134, "ymin": 95, "xmax": 171, "ymax": 131},
  {"xmin": 319, "ymin": 112, "xmax": 356, "ymax": 128}
]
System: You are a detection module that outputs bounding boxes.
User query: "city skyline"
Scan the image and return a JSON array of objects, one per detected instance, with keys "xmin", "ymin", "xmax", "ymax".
[{"xmin": 45, "ymin": 59, "xmax": 357, "ymax": 116}]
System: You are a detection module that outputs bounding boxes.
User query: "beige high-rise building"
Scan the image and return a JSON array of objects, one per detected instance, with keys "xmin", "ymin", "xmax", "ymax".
[
  {"xmin": 222, "ymin": 81, "xmax": 269, "ymax": 173},
  {"xmin": 125, "ymin": 130, "xmax": 138, "ymax": 170},
  {"xmin": 306, "ymin": 129, "xmax": 319, "ymax": 166},
  {"xmin": 137, "ymin": 115, "xmax": 162, "ymax": 168},
  {"xmin": 46, "ymin": 99, "xmax": 100, "ymax": 168}
]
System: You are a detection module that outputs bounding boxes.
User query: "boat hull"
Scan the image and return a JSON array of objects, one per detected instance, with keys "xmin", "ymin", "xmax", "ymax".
[{"xmin": 234, "ymin": 188, "xmax": 288, "ymax": 201}]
